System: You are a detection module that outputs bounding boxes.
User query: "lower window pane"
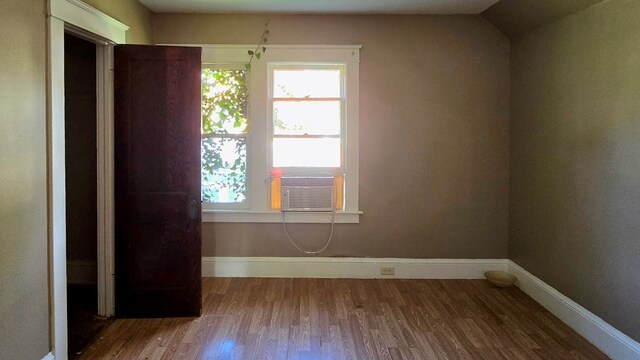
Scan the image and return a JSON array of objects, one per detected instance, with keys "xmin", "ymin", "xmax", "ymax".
[
  {"xmin": 273, "ymin": 138, "xmax": 340, "ymax": 167},
  {"xmin": 202, "ymin": 137, "xmax": 247, "ymax": 203}
]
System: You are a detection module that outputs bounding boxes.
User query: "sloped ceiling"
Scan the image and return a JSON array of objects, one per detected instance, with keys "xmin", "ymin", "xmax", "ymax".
[
  {"xmin": 137, "ymin": 0, "xmax": 605, "ymax": 38},
  {"xmin": 139, "ymin": 0, "xmax": 499, "ymax": 14},
  {"xmin": 481, "ymin": 0, "xmax": 604, "ymax": 38}
]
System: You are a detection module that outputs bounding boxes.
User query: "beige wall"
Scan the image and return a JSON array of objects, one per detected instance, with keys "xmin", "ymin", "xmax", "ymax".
[
  {"xmin": 0, "ymin": 0, "xmax": 50, "ymax": 359},
  {"xmin": 82, "ymin": 0, "xmax": 153, "ymax": 44},
  {"xmin": 510, "ymin": 0, "xmax": 640, "ymax": 341},
  {"xmin": 154, "ymin": 14, "xmax": 510, "ymax": 258}
]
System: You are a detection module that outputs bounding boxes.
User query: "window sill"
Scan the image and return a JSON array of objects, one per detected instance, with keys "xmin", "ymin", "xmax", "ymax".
[{"xmin": 202, "ymin": 210, "xmax": 363, "ymax": 223}]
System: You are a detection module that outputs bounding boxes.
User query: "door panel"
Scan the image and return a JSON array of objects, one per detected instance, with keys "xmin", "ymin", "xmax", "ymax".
[{"xmin": 114, "ymin": 45, "xmax": 202, "ymax": 317}]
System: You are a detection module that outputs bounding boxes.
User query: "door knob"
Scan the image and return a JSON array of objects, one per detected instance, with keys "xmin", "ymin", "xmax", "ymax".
[{"xmin": 188, "ymin": 197, "xmax": 199, "ymax": 220}]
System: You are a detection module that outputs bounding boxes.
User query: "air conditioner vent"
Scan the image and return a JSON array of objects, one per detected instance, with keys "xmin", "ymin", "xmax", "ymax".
[{"xmin": 281, "ymin": 177, "xmax": 334, "ymax": 212}]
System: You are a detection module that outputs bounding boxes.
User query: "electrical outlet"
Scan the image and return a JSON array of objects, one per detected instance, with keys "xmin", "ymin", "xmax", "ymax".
[{"xmin": 380, "ymin": 266, "xmax": 395, "ymax": 276}]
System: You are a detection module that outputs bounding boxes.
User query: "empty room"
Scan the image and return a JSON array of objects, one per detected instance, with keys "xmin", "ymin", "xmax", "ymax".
[{"xmin": 1, "ymin": 0, "xmax": 639, "ymax": 359}]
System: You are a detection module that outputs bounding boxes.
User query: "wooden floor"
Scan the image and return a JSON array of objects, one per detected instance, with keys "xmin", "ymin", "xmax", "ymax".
[{"xmin": 79, "ymin": 278, "xmax": 608, "ymax": 359}]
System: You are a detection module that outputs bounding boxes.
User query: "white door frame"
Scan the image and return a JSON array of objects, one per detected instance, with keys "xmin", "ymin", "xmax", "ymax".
[{"xmin": 47, "ymin": 0, "xmax": 127, "ymax": 358}]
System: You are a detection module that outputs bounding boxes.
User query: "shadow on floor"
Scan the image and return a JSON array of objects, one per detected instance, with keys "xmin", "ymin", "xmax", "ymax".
[{"xmin": 67, "ymin": 285, "xmax": 113, "ymax": 360}]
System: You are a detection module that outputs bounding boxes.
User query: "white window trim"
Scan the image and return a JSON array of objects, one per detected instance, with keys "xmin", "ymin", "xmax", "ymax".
[
  {"xmin": 198, "ymin": 44, "xmax": 362, "ymax": 223},
  {"xmin": 202, "ymin": 210, "xmax": 363, "ymax": 223}
]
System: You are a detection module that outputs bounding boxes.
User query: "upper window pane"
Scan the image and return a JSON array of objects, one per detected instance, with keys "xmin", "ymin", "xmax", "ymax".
[
  {"xmin": 273, "ymin": 69, "xmax": 341, "ymax": 98},
  {"xmin": 202, "ymin": 69, "xmax": 248, "ymax": 135},
  {"xmin": 274, "ymin": 101, "xmax": 340, "ymax": 136}
]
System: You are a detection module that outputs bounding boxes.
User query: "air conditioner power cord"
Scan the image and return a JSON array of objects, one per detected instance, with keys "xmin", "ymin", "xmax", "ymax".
[
  {"xmin": 282, "ymin": 185, "xmax": 336, "ymax": 255},
  {"xmin": 282, "ymin": 209, "xmax": 335, "ymax": 255}
]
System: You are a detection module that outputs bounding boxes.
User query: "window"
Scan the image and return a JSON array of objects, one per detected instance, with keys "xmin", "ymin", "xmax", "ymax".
[
  {"xmin": 201, "ymin": 45, "xmax": 361, "ymax": 223},
  {"xmin": 201, "ymin": 67, "xmax": 249, "ymax": 208},
  {"xmin": 271, "ymin": 66, "xmax": 344, "ymax": 169}
]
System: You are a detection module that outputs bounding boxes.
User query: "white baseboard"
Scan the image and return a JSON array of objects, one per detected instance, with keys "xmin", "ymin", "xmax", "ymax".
[
  {"xmin": 202, "ymin": 256, "xmax": 508, "ymax": 279},
  {"xmin": 66, "ymin": 260, "xmax": 97, "ymax": 285},
  {"xmin": 42, "ymin": 352, "xmax": 54, "ymax": 360},
  {"xmin": 508, "ymin": 260, "xmax": 640, "ymax": 360}
]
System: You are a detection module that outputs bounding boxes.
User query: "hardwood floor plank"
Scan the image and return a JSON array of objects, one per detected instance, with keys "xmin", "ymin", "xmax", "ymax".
[{"xmin": 78, "ymin": 278, "xmax": 609, "ymax": 359}]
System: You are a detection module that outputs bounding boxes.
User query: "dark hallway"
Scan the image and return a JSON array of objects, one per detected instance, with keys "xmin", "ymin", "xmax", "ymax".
[{"xmin": 64, "ymin": 32, "xmax": 111, "ymax": 359}]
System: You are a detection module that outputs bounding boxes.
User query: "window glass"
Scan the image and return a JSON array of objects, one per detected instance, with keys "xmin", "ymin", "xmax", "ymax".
[
  {"xmin": 202, "ymin": 69, "xmax": 248, "ymax": 135},
  {"xmin": 271, "ymin": 66, "xmax": 343, "ymax": 169},
  {"xmin": 273, "ymin": 138, "xmax": 340, "ymax": 168},
  {"xmin": 201, "ymin": 138, "xmax": 247, "ymax": 203},
  {"xmin": 273, "ymin": 101, "xmax": 340, "ymax": 136},
  {"xmin": 201, "ymin": 68, "xmax": 248, "ymax": 204},
  {"xmin": 273, "ymin": 69, "xmax": 341, "ymax": 98}
]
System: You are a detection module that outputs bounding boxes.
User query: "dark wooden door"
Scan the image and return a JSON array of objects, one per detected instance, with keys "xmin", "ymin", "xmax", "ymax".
[{"xmin": 114, "ymin": 45, "xmax": 202, "ymax": 317}]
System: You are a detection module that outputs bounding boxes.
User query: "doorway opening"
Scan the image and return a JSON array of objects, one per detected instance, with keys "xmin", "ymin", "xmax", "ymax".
[
  {"xmin": 48, "ymin": 2, "xmax": 126, "ymax": 357},
  {"xmin": 64, "ymin": 32, "xmax": 112, "ymax": 358}
]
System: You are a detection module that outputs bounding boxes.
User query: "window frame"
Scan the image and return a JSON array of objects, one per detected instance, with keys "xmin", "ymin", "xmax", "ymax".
[{"xmin": 199, "ymin": 45, "xmax": 361, "ymax": 223}]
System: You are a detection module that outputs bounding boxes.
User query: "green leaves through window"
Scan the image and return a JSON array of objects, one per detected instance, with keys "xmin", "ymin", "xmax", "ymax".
[{"xmin": 201, "ymin": 68, "xmax": 248, "ymax": 204}]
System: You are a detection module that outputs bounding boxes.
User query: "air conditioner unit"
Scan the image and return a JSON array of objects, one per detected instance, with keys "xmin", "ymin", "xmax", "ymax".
[{"xmin": 281, "ymin": 177, "xmax": 334, "ymax": 212}]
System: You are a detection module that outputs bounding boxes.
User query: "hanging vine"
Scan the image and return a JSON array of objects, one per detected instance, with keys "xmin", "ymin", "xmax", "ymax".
[{"xmin": 245, "ymin": 20, "xmax": 270, "ymax": 70}]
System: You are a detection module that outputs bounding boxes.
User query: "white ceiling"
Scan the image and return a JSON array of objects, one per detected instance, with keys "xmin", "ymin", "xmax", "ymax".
[{"xmin": 139, "ymin": 0, "xmax": 500, "ymax": 14}]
